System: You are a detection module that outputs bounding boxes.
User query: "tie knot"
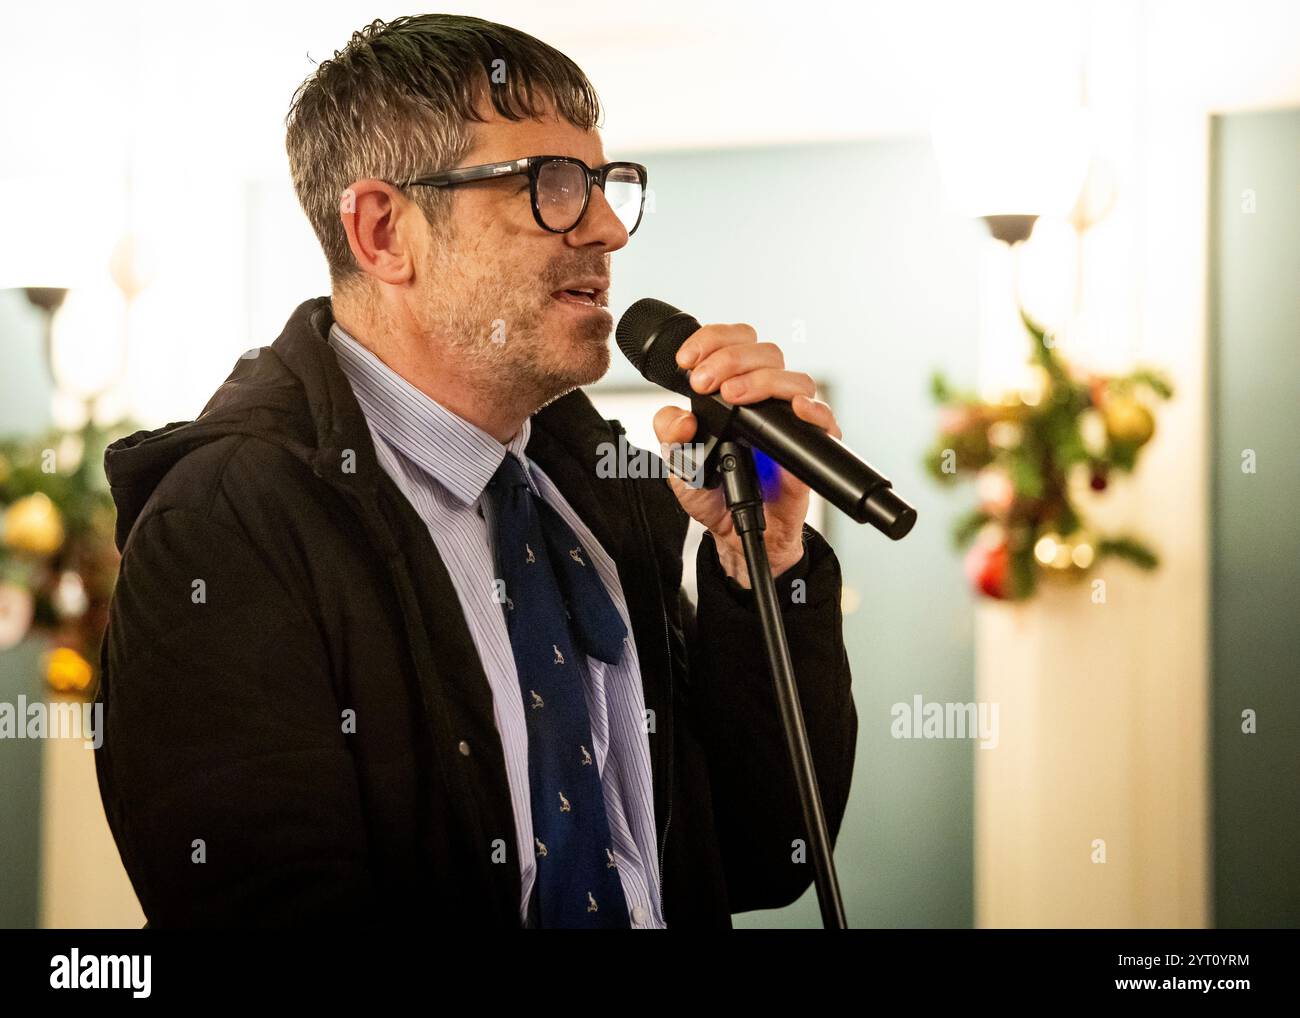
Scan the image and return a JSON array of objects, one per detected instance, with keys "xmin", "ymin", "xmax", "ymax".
[{"xmin": 489, "ymin": 453, "xmax": 532, "ymax": 493}]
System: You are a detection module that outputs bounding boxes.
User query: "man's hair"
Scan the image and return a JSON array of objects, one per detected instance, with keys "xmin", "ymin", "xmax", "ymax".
[{"xmin": 285, "ymin": 14, "xmax": 603, "ymax": 293}]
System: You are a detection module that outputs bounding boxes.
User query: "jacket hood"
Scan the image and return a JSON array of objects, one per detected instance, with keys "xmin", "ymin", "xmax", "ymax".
[
  {"xmin": 103, "ymin": 297, "xmax": 359, "ymax": 552},
  {"xmin": 103, "ymin": 296, "xmax": 620, "ymax": 555}
]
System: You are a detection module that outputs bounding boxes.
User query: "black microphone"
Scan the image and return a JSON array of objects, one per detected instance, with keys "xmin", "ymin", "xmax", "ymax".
[{"xmin": 616, "ymin": 298, "xmax": 916, "ymax": 540}]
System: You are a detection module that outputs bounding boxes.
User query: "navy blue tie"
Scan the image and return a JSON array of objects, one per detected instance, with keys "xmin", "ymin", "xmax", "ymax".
[{"xmin": 485, "ymin": 452, "xmax": 631, "ymax": 929}]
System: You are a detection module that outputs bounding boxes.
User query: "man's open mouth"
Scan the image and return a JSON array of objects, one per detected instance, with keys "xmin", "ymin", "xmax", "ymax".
[{"xmin": 550, "ymin": 278, "xmax": 610, "ymax": 308}]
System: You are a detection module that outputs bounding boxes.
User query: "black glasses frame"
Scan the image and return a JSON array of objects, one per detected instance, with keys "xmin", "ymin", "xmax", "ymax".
[{"xmin": 401, "ymin": 155, "xmax": 649, "ymax": 236}]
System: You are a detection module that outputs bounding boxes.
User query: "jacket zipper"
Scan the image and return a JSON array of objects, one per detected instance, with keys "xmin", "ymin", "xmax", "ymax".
[{"xmin": 610, "ymin": 420, "xmax": 674, "ymax": 919}]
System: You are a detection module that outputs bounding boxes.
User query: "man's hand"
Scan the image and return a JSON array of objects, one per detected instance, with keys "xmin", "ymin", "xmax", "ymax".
[{"xmin": 651, "ymin": 323, "xmax": 842, "ymax": 589}]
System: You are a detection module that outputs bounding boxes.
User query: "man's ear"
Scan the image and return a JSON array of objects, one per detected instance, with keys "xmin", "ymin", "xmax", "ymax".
[{"xmin": 339, "ymin": 178, "xmax": 416, "ymax": 286}]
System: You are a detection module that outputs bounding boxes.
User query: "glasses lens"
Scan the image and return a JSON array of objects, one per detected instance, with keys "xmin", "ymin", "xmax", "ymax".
[
  {"xmin": 536, "ymin": 160, "xmax": 587, "ymax": 231},
  {"xmin": 604, "ymin": 165, "xmax": 645, "ymax": 234}
]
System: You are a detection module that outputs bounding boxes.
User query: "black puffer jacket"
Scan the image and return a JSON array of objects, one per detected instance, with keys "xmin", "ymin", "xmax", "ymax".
[{"xmin": 93, "ymin": 296, "xmax": 857, "ymax": 928}]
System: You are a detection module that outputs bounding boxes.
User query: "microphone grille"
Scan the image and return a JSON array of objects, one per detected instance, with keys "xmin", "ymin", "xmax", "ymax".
[
  {"xmin": 615, "ymin": 298, "xmax": 697, "ymax": 394},
  {"xmin": 615, "ymin": 298, "xmax": 679, "ymax": 370}
]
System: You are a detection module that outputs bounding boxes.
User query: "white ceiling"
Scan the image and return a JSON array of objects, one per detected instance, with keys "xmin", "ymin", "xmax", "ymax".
[{"xmin": 2, "ymin": 0, "xmax": 1297, "ymax": 184}]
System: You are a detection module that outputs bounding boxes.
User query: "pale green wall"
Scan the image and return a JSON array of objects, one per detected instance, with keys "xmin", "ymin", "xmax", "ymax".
[
  {"xmin": 0, "ymin": 292, "xmax": 53, "ymax": 927},
  {"xmin": 0, "ymin": 290, "xmax": 52, "ymax": 436},
  {"xmin": 602, "ymin": 137, "xmax": 983, "ymax": 927},
  {"xmin": 1209, "ymin": 108, "xmax": 1300, "ymax": 928}
]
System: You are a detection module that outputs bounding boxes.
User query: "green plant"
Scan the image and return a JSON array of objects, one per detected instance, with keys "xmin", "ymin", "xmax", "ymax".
[{"xmin": 924, "ymin": 309, "xmax": 1173, "ymax": 601}]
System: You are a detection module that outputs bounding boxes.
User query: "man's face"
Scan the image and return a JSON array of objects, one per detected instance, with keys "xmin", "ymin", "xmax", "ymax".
[{"xmin": 406, "ymin": 99, "xmax": 630, "ymax": 413}]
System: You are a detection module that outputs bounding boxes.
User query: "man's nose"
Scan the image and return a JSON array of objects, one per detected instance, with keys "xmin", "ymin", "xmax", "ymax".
[{"xmin": 565, "ymin": 183, "xmax": 629, "ymax": 252}]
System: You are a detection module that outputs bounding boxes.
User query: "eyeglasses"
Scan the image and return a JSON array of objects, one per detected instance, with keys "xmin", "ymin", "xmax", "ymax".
[{"xmin": 402, "ymin": 155, "xmax": 648, "ymax": 237}]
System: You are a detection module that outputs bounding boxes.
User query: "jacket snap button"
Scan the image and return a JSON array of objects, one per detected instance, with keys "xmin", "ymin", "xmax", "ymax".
[{"xmin": 457, "ymin": 740, "xmax": 471, "ymax": 757}]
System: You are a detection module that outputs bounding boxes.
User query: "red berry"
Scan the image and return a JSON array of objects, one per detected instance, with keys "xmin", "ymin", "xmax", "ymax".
[{"xmin": 966, "ymin": 538, "xmax": 1010, "ymax": 599}]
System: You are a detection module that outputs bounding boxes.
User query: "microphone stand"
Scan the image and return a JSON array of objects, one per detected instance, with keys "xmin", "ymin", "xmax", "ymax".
[{"xmin": 701, "ymin": 437, "xmax": 849, "ymax": 929}]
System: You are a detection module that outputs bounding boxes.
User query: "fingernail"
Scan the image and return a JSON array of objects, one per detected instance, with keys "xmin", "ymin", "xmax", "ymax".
[
  {"xmin": 725, "ymin": 378, "xmax": 746, "ymax": 399},
  {"xmin": 677, "ymin": 345, "xmax": 697, "ymax": 368},
  {"xmin": 691, "ymin": 368, "xmax": 714, "ymax": 390}
]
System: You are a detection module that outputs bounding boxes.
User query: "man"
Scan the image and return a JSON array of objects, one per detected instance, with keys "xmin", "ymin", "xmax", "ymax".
[{"xmin": 94, "ymin": 13, "xmax": 856, "ymax": 929}]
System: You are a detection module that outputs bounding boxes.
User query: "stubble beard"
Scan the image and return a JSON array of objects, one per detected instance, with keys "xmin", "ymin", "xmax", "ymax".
[{"xmin": 415, "ymin": 241, "xmax": 612, "ymax": 418}]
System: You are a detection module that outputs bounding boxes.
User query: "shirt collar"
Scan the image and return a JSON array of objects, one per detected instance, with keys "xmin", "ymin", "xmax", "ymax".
[{"xmin": 327, "ymin": 321, "xmax": 533, "ymax": 506}]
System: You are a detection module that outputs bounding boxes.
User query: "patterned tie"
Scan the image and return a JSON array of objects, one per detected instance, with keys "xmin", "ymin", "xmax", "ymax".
[{"xmin": 485, "ymin": 452, "xmax": 631, "ymax": 929}]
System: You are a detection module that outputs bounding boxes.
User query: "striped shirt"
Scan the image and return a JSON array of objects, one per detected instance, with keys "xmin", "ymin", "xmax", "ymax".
[{"xmin": 327, "ymin": 323, "xmax": 665, "ymax": 929}]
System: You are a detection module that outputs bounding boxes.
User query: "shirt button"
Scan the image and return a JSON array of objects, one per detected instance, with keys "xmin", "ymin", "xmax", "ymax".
[
  {"xmin": 457, "ymin": 740, "xmax": 471, "ymax": 757},
  {"xmin": 631, "ymin": 905, "xmax": 648, "ymax": 924}
]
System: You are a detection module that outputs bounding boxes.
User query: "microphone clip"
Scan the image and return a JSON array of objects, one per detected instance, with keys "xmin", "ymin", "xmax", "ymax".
[{"xmin": 661, "ymin": 393, "xmax": 744, "ymax": 491}]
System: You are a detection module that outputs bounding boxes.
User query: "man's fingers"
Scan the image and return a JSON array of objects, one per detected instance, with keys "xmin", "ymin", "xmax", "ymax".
[
  {"xmin": 652, "ymin": 404, "xmax": 697, "ymax": 445},
  {"xmin": 675, "ymin": 322, "xmax": 759, "ymax": 371},
  {"xmin": 688, "ymin": 341, "xmax": 785, "ymax": 393},
  {"xmin": 716, "ymin": 367, "xmax": 817, "ymax": 404},
  {"xmin": 792, "ymin": 394, "xmax": 843, "ymax": 439}
]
